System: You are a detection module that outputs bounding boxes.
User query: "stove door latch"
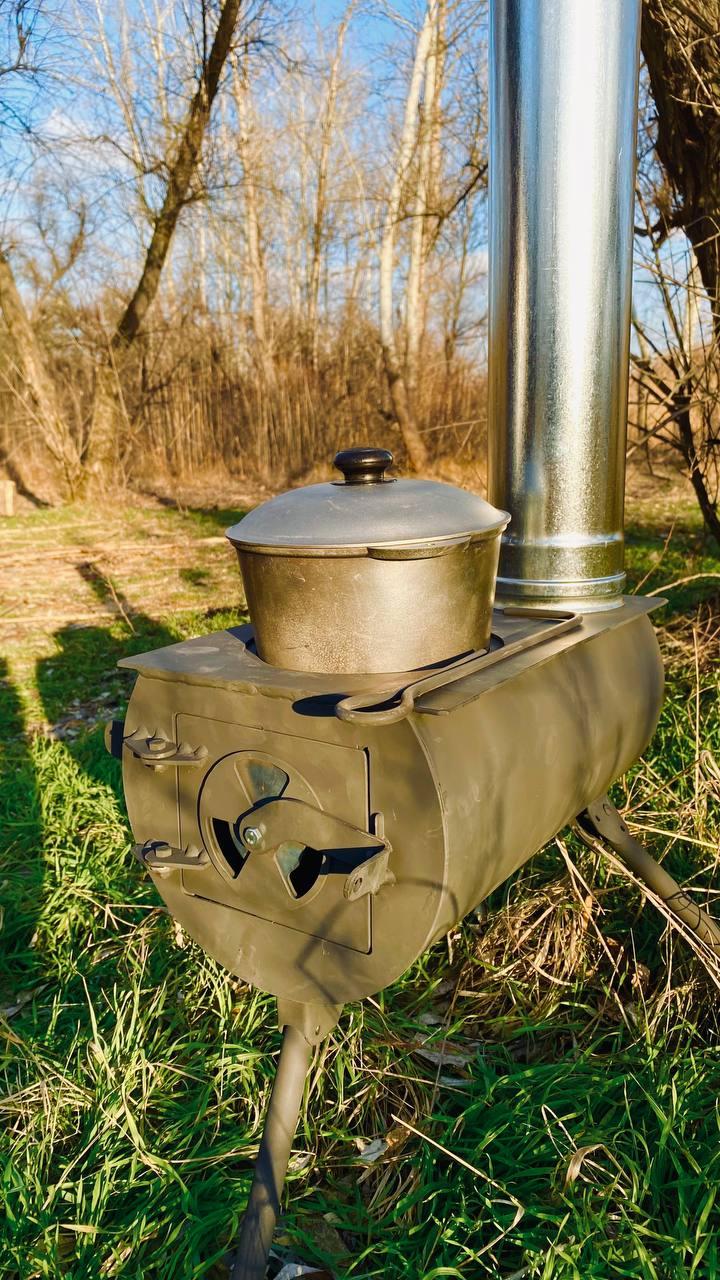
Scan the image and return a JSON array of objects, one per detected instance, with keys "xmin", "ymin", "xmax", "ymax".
[
  {"xmin": 343, "ymin": 842, "xmax": 394, "ymax": 902},
  {"xmin": 238, "ymin": 800, "xmax": 394, "ymax": 901},
  {"xmin": 134, "ymin": 840, "xmax": 209, "ymax": 871},
  {"xmin": 106, "ymin": 721, "xmax": 208, "ymax": 770}
]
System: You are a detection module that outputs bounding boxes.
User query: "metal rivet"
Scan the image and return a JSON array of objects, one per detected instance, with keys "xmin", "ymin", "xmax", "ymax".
[
  {"xmin": 147, "ymin": 736, "xmax": 166, "ymax": 754},
  {"xmin": 243, "ymin": 826, "xmax": 264, "ymax": 849}
]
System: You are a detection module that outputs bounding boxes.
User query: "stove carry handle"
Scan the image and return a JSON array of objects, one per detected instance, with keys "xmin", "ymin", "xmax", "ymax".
[{"xmin": 335, "ymin": 609, "xmax": 581, "ymax": 726}]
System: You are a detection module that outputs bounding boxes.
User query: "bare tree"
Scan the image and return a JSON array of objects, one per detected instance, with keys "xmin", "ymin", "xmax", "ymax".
[
  {"xmin": 232, "ymin": 45, "xmax": 272, "ymax": 377},
  {"xmin": 0, "ymin": 1, "xmax": 82, "ymax": 498},
  {"xmin": 635, "ymin": 0, "xmax": 720, "ymax": 540},
  {"xmin": 379, "ymin": 1, "xmax": 436, "ymax": 471},
  {"xmin": 0, "ymin": 0, "xmax": 491, "ymax": 493},
  {"xmin": 641, "ymin": 0, "xmax": 720, "ymax": 338},
  {"xmin": 83, "ymin": 0, "xmax": 245, "ymax": 489},
  {"xmin": 0, "ymin": 0, "xmax": 48, "ymax": 127},
  {"xmin": 307, "ymin": 8, "xmax": 351, "ymax": 371},
  {"xmin": 405, "ymin": 0, "xmax": 443, "ymax": 420},
  {"xmin": 631, "ymin": 229, "xmax": 720, "ymax": 543},
  {"xmin": 0, "ymin": 248, "xmax": 81, "ymax": 493}
]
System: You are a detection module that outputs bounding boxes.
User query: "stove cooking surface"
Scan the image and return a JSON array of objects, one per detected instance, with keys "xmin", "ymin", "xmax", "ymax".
[{"xmin": 119, "ymin": 597, "xmax": 661, "ymax": 717}]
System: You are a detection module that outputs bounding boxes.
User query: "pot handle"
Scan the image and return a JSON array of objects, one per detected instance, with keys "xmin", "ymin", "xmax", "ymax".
[
  {"xmin": 334, "ymin": 447, "xmax": 393, "ymax": 484},
  {"xmin": 367, "ymin": 535, "xmax": 472, "ymax": 561}
]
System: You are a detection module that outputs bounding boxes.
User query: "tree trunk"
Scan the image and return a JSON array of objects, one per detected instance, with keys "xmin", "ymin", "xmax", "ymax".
[
  {"xmin": 641, "ymin": 1, "xmax": 720, "ymax": 338},
  {"xmin": 0, "ymin": 249, "xmax": 80, "ymax": 499},
  {"xmin": 405, "ymin": 0, "xmax": 440, "ymax": 419},
  {"xmin": 308, "ymin": 11, "xmax": 350, "ymax": 372},
  {"xmin": 676, "ymin": 391, "xmax": 720, "ymax": 544},
  {"xmin": 233, "ymin": 53, "xmax": 273, "ymax": 380},
  {"xmin": 379, "ymin": 2, "xmax": 435, "ymax": 471},
  {"xmin": 83, "ymin": 0, "xmax": 244, "ymax": 489}
]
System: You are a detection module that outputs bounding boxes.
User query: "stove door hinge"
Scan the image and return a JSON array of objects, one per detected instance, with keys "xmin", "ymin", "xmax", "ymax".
[
  {"xmin": 134, "ymin": 840, "xmax": 209, "ymax": 872},
  {"xmin": 107, "ymin": 722, "xmax": 208, "ymax": 770}
]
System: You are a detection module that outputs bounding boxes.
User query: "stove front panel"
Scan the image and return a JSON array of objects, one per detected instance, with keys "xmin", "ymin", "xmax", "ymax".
[{"xmin": 177, "ymin": 715, "xmax": 372, "ymax": 954}]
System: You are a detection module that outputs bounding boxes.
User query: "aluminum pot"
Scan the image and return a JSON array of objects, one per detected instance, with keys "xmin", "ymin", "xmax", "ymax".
[{"xmin": 226, "ymin": 448, "xmax": 510, "ymax": 674}]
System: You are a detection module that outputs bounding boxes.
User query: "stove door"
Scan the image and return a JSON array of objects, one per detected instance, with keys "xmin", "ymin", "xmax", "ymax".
[{"xmin": 177, "ymin": 714, "xmax": 372, "ymax": 954}]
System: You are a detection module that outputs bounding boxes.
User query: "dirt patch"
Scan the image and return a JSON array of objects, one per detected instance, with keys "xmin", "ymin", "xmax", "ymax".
[{"xmin": 0, "ymin": 501, "xmax": 243, "ymax": 648}]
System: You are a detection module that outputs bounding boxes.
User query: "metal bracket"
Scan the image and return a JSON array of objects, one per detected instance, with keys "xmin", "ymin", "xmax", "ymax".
[
  {"xmin": 577, "ymin": 794, "xmax": 634, "ymax": 847},
  {"xmin": 122, "ymin": 724, "xmax": 208, "ymax": 770},
  {"xmin": 134, "ymin": 839, "xmax": 209, "ymax": 871},
  {"xmin": 276, "ymin": 999, "xmax": 343, "ymax": 1045}
]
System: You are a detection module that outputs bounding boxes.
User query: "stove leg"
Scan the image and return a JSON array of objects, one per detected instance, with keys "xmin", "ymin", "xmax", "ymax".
[
  {"xmin": 576, "ymin": 794, "xmax": 720, "ymax": 953},
  {"xmin": 231, "ymin": 1024, "xmax": 311, "ymax": 1280},
  {"xmin": 231, "ymin": 1002, "xmax": 341, "ymax": 1280}
]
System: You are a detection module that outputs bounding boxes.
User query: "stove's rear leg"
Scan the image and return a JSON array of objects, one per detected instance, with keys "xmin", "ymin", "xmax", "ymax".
[
  {"xmin": 230, "ymin": 1001, "xmax": 342, "ymax": 1280},
  {"xmin": 576, "ymin": 794, "xmax": 720, "ymax": 955}
]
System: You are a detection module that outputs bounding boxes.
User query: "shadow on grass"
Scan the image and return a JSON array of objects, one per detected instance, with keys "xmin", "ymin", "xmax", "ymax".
[
  {"xmin": 0, "ymin": 658, "xmax": 44, "ymax": 1001},
  {"xmin": 0, "ymin": 561, "xmax": 181, "ymax": 1000},
  {"xmin": 36, "ymin": 619, "xmax": 178, "ymax": 791},
  {"xmin": 181, "ymin": 504, "xmax": 247, "ymax": 536},
  {"xmin": 37, "ymin": 559, "xmax": 178, "ymax": 768},
  {"xmin": 34, "ymin": 551, "xmax": 247, "ymax": 819},
  {"xmin": 0, "ymin": 541, "xmax": 264, "ymax": 1276},
  {"xmin": 0, "ymin": 609, "xmax": 181, "ymax": 1003},
  {"xmin": 149, "ymin": 496, "xmax": 248, "ymax": 536}
]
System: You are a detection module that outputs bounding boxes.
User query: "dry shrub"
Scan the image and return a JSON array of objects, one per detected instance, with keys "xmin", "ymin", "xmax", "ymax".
[{"xmin": 0, "ymin": 298, "xmax": 488, "ymax": 493}]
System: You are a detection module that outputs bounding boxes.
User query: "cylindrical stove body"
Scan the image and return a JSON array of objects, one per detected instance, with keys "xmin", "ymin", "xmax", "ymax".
[
  {"xmin": 487, "ymin": 0, "xmax": 641, "ymax": 610},
  {"xmin": 120, "ymin": 606, "xmax": 662, "ymax": 1007}
]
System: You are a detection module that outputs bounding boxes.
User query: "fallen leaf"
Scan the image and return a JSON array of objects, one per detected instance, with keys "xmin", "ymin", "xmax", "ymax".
[
  {"xmin": 412, "ymin": 1036, "xmax": 479, "ymax": 1069},
  {"xmin": 0, "ymin": 988, "xmax": 44, "ymax": 1019},
  {"xmin": 354, "ymin": 1137, "xmax": 388, "ymax": 1164},
  {"xmin": 288, "ymin": 1151, "xmax": 313, "ymax": 1172}
]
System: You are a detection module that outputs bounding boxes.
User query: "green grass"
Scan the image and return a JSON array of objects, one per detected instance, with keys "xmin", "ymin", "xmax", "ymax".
[{"xmin": 1, "ymin": 497, "xmax": 719, "ymax": 1278}]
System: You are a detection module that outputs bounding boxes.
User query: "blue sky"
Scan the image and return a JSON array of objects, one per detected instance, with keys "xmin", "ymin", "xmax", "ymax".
[{"xmin": 0, "ymin": 0, "xmax": 699, "ymax": 356}]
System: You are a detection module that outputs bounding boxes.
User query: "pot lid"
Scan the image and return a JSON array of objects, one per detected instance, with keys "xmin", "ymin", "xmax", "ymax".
[{"xmin": 226, "ymin": 448, "xmax": 510, "ymax": 555}]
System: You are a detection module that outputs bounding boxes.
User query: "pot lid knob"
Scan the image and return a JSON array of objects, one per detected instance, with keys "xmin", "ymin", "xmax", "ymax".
[{"xmin": 334, "ymin": 447, "xmax": 393, "ymax": 485}]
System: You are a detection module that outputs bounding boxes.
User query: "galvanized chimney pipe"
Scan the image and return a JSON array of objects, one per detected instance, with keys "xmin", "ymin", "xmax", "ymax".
[{"xmin": 487, "ymin": 0, "xmax": 642, "ymax": 610}]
